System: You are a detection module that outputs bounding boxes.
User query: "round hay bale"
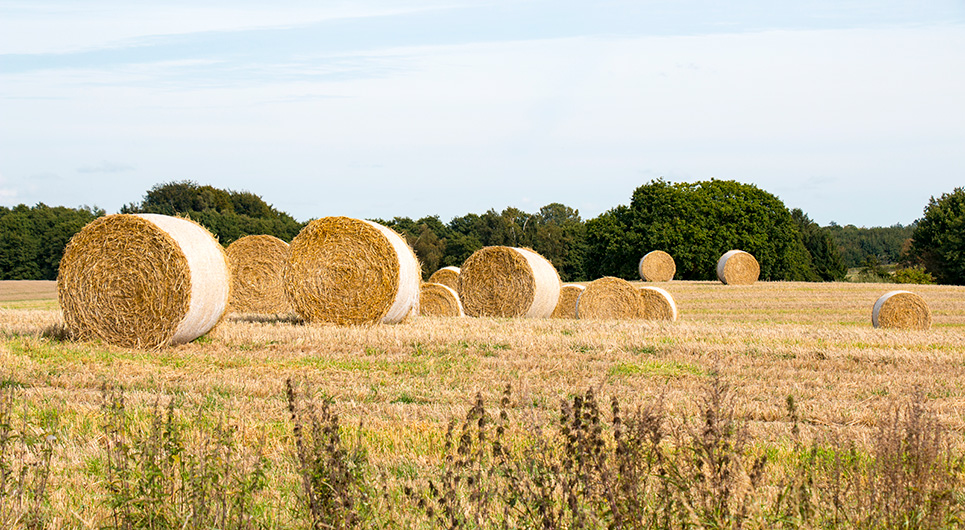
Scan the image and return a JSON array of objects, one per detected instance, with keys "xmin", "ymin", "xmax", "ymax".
[
  {"xmin": 638, "ymin": 250, "xmax": 676, "ymax": 282},
  {"xmin": 57, "ymin": 213, "xmax": 230, "ymax": 349},
  {"xmin": 872, "ymin": 290, "xmax": 932, "ymax": 330},
  {"xmin": 284, "ymin": 216, "xmax": 420, "ymax": 325},
  {"xmin": 458, "ymin": 246, "xmax": 560, "ymax": 318},
  {"xmin": 551, "ymin": 284, "xmax": 585, "ymax": 319},
  {"xmin": 428, "ymin": 266, "xmax": 460, "ymax": 291},
  {"xmin": 638, "ymin": 286, "xmax": 679, "ymax": 321},
  {"xmin": 419, "ymin": 282, "xmax": 464, "ymax": 317},
  {"xmin": 576, "ymin": 277, "xmax": 643, "ymax": 320},
  {"xmin": 225, "ymin": 235, "xmax": 291, "ymax": 314},
  {"xmin": 716, "ymin": 250, "xmax": 760, "ymax": 285}
]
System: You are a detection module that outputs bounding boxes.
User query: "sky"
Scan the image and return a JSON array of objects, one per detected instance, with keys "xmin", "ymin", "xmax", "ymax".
[{"xmin": 1, "ymin": 1, "xmax": 964, "ymax": 227}]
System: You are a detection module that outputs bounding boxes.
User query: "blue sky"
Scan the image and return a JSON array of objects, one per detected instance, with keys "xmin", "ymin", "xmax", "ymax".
[{"xmin": 2, "ymin": 1, "xmax": 963, "ymax": 227}]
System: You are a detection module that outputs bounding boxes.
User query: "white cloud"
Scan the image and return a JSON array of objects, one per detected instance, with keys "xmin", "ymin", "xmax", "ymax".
[
  {"xmin": 77, "ymin": 161, "xmax": 135, "ymax": 173},
  {"xmin": 0, "ymin": 16, "xmax": 963, "ymax": 225},
  {"xmin": 0, "ymin": 1, "xmax": 460, "ymax": 54}
]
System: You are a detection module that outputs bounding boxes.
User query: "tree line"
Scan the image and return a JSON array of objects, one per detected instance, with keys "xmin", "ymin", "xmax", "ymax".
[{"xmin": 2, "ymin": 180, "xmax": 963, "ymax": 285}]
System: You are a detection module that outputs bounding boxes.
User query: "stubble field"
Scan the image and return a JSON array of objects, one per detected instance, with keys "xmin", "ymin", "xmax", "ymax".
[{"xmin": 1, "ymin": 279, "xmax": 964, "ymax": 527}]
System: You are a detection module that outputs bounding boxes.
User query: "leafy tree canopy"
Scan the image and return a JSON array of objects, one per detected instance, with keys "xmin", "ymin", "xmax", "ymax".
[
  {"xmin": 122, "ymin": 181, "xmax": 303, "ymax": 244},
  {"xmin": 907, "ymin": 187, "xmax": 965, "ymax": 285},
  {"xmin": 825, "ymin": 222, "xmax": 914, "ymax": 269},
  {"xmin": 585, "ymin": 179, "xmax": 821, "ymax": 281},
  {"xmin": 0, "ymin": 203, "xmax": 104, "ymax": 280}
]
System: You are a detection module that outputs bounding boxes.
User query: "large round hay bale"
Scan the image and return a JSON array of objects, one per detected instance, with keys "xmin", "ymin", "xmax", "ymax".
[
  {"xmin": 58, "ymin": 214, "xmax": 230, "ymax": 349},
  {"xmin": 872, "ymin": 290, "xmax": 931, "ymax": 330},
  {"xmin": 638, "ymin": 250, "xmax": 676, "ymax": 282},
  {"xmin": 225, "ymin": 235, "xmax": 291, "ymax": 314},
  {"xmin": 576, "ymin": 277, "xmax": 643, "ymax": 320},
  {"xmin": 458, "ymin": 246, "xmax": 560, "ymax": 318},
  {"xmin": 284, "ymin": 217, "xmax": 420, "ymax": 325},
  {"xmin": 419, "ymin": 282, "xmax": 464, "ymax": 317},
  {"xmin": 551, "ymin": 284, "xmax": 585, "ymax": 319},
  {"xmin": 716, "ymin": 250, "xmax": 760, "ymax": 285},
  {"xmin": 428, "ymin": 266, "xmax": 460, "ymax": 291},
  {"xmin": 638, "ymin": 286, "xmax": 679, "ymax": 321}
]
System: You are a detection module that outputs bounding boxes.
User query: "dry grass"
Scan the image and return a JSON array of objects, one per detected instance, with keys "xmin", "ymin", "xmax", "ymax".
[{"xmin": 1, "ymin": 279, "xmax": 965, "ymax": 527}]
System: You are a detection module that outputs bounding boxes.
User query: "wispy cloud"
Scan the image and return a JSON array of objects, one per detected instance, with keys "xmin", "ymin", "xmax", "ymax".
[
  {"xmin": 0, "ymin": 188, "xmax": 18, "ymax": 205},
  {"xmin": 77, "ymin": 161, "xmax": 135, "ymax": 174}
]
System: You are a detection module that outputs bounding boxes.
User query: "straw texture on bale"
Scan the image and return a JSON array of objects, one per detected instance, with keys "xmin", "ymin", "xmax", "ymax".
[
  {"xmin": 284, "ymin": 217, "xmax": 420, "ymax": 326},
  {"xmin": 872, "ymin": 290, "xmax": 932, "ymax": 330},
  {"xmin": 428, "ymin": 266, "xmax": 461, "ymax": 291},
  {"xmin": 225, "ymin": 235, "xmax": 291, "ymax": 314},
  {"xmin": 638, "ymin": 250, "xmax": 676, "ymax": 282},
  {"xmin": 638, "ymin": 286, "xmax": 679, "ymax": 321},
  {"xmin": 58, "ymin": 213, "xmax": 230, "ymax": 349},
  {"xmin": 551, "ymin": 284, "xmax": 585, "ymax": 319},
  {"xmin": 576, "ymin": 277, "xmax": 643, "ymax": 320},
  {"xmin": 419, "ymin": 282, "xmax": 464, "ymax": 317},
  {"xmin": 716, "ymin": 250, "xmax": 760, "ymax": 285},
  {"xmin": 458, "ymin": 246, "xmax": 560, "ymax": 318}
]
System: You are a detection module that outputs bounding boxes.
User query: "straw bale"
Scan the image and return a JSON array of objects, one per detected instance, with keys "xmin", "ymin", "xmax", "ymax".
[
  {"xmin": 638, "ymin": 286, "xmax": 679, "ymax": 321},
  {"xmin": 551, "ymin": 284, "xmax": 585, "ymax": 319},
  {"xmin": 419, "ymin": 282, "xmax": 464, "ymax": 317},
  {"xmin": 716, "ymin": 250, "xmax": 760, "ymax": 285},
  {"xmin": 872, "ymin": 290, "xmax": 932, "ymax": 330},
  {"xmin": 638, "ymin": 250, "xmax": 676, "ymax": 282},
  {"xmin": 458, "ymin": 246, "xmax": 560, "ymax": 318},
  {"xmin": 57, "ymin": 213, "xmax": 230, "ymax": 349},
  {"xmin": 284, "ymin": 217, "xmax": 420, "ymax": 325},
  {"xmin": 576, "ymin": 277, "xmax": 643, "ymax": 320},
  {"xmin": 225, "ymin": 235, "xmax": 291, "ymax": 314},
  {"xmin": 428, "ymin": 266, "xmax": 461, "ymax": 291}
]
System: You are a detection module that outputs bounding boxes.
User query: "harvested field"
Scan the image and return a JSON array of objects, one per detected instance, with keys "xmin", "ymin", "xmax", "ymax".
[
  {"xmin": 0, "ymin": 280, "xmax": 57, "ymax": 308},
  {"xmin": 1, "ymin": 278, "xmax": 964, "ymax": 526}
]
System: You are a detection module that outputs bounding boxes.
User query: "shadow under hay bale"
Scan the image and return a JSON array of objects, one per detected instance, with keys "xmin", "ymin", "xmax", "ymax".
[
  {"xmin": 419, "ymin": 282, "xmax": 464, "ymax": 317},
  {"xmin": 427, "ymin": 266, "xmax": 460, "ymax": 291},
  {"xmin": 577, "ymin": 277, "xmax": 642, "ymax": 320},
  {"xmin": 717, "ymin": 250, "xmax": 760, "ymax": 285},
  {"xmin": 551, "ymin": 284, "xmax": 585, "ymax": 319},
  {"xmin": 458, "ymin": 246, "xmax": 560, "ymax": 318},
  {"xmin": 226, "ymin": 235, "xmax": 291, "ymax": 315},
  {"xmin": 57, "ymin": 214, "xmax": 230, "ymax": 349},
  {"xmin": 638, "ymin": 250, "xmax": 676, "ymax": 282},
  {"xmin": 638, "ymin": 286, "xmax": 679, "ymax": 321},
  {"xmin": 872, "ymin": 290, "xmax": 932, "ymax": 330},
  {"xmin": 283, "ymin": 217, "xmax": 420, "ymax": 326}
]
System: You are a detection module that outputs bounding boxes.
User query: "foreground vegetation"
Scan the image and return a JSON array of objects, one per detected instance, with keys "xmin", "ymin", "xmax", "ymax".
[{"xmin": 1, "ymin": 280, "xmax": 965, "ymax": 528}]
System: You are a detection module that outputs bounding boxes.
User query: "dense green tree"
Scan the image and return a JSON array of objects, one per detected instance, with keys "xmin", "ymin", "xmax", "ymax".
[
  {"xmin": 0, "ymin": 204, "xmax": 103, "ymax": 280},
  {"xmin": 586, "ymin": 179, "xmax": 817, "ymax": 281},
  {"xmin": 907, "ymin": 187, "xmax": 965, "ymax": 285},
  {"xmin": 826, "ymin": 223, "xmax": 914, "ymax": 268},
  {"xmin": 531, "ymin": 203, "xmax": 587, "ymax": 281},
  {"xmin": 123, "ymin": 181, "xmax": 303, "ymax": 244},
  {"xmin": 791, "ymin": 209, "xmax": 847, "ymax": 281},
  {"xmin": 377, "ymin": 216, "xmax": 451, "ymax": 279}
]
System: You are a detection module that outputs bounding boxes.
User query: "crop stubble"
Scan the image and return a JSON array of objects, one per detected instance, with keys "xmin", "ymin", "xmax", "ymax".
[{"xmin": 1, "ymin": 279, "xmax": 964, "ymax": 523}]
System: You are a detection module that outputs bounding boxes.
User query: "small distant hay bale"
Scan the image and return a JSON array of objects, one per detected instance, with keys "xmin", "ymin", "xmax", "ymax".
[
  {"xmin": 638, "ymin": 286, "xmax": 679, "ymax": 321},
  {"xmin": 551, "ymin": 284, "xmax": 585, "ymax": 319},
  {"xmin": 716, "ymin": 250, "xmax": 760, "ymax": 285},
  {"xmin": 872, "ymin": 290, "xmax": 932, "ymax": 330},
  {"xmin": 58, "ymin": 213, "xmax": 230, "ymax": 349},
  {"xmin": 428, "ymin": 266, "xmax": 460, "ymax": 291},
  {"xmin": 458, "ymin": 246, "xmax": 560, "ymax": 318},
  {"xmin": 638, "ymin": 250, "xmax": 676, "ymax": 282},
  {"xmin": 284, "ymin": 217, "xmax": 420, "ymax": 325},
  {"xmin": 225, "ymin": 235, "xmax": 291, "ymax": 314},
  {"xmin": 577, "ymin": 277, "xmax": 642, "ymax": 320},
  {"xmin": 419, "ymin": 282, "xmax": 464, "ymax": 317}
]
